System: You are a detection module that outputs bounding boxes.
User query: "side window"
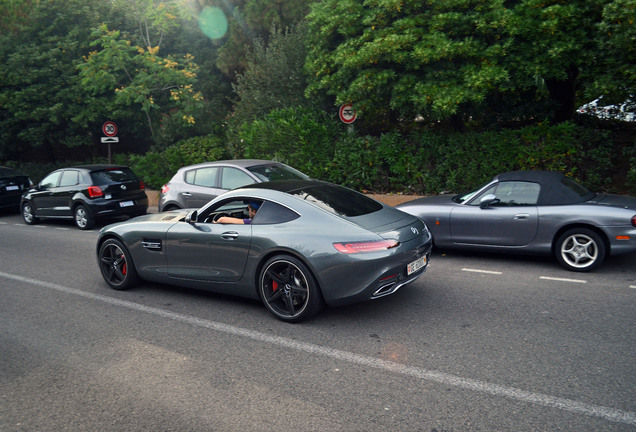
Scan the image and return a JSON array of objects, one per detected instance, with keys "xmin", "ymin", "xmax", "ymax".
[
  {"xmin": 493, "ymin": 181, "xmax": 540, "ymax": 206},
  {"xmin": 252, "ymin": 201, "xmax": 300, "ymax": 225},
  {"xmin": 40, "ymin": 171, "xmax": 62, "ymax": 189},
  {"xmin": 59, "ymin": 170, "xmax": 80, "ymax": 187},
  {"xmin": 186, "ymin": 167, "xmax": 219, "ymax": 187},
  {"xmin": 469, "ymin": 185, "xmax": 497, "ymax": 206},
  {"xmin": 221, "ymin": 167, "xmax": 255, "ymax": 190}
]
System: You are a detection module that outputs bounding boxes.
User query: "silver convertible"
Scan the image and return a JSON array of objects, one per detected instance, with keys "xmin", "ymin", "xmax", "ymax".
[
  {"xmin": 396, "ymin": 171, "xmax": 636, "ymax": 272},
  {"xmin": 97, "ymin": 180, "xmax": 432, "ymax": 322}
]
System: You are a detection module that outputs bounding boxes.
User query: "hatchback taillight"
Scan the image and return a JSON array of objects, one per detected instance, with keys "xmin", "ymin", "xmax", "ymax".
[
  {"xmin": 140, "ymin": 181, "xmax": 146, "ymax": 190},
  {"xmin": 88, "ymin": 186, "xmax": 103, "ymax": 198},
  {"xmin": 161, "ymin": 184, "xmax": 169, "ymax": 194},
  {"xmin": 333, "ymin": 240, "xmax": 399, "ymax": 254}
]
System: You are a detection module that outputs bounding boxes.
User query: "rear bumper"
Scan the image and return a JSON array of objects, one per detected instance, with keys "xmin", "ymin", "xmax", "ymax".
[{"xmin": 88, "ymin": 195, "xmax": 148, "ymax": 218}]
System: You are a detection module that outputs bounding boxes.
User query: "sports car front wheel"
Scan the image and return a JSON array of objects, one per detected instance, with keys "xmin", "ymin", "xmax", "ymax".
[
  {"xmin": 259, "ymin": 256, "xmax": 324, "ymax": 323},
  {"xmin": 555, "ymin": 228, "xmax": 606, "ymax": 272},
  {"xmin": 98, "ymin": 238, "xmax": 139, "ymax": 290}
]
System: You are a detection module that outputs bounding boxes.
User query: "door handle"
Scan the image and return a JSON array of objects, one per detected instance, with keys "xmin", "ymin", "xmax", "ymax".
[
  {"xmin": 181, "ymin": 192, "xmax": 192, "ymax": 197},
  {"xmin": 221, "ymin": 231, "xmax": 239, "ymax": 240},
  {"xmin": 514, "ymin": 213, "xmax": 530, "ymax": 220}
]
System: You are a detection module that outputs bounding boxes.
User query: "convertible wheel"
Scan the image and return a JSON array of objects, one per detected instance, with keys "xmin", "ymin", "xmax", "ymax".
[
  {"xmin": 259, "ymin": 256, "xmax": 324, "ymax": 323},
  {"xmin": 22, "ymin": 202, "xmax": 39, "ymax": 225},
  {"xmin": 98, "ymin": 238, "xmax": 139, "ymax": 290},
  {"xmin": 555, "ymin": 228, "xmax": 606, "ymax": 272},
  {"xmin": 74, "ymin": 204, "xmax": 95, "ymax": 230}
]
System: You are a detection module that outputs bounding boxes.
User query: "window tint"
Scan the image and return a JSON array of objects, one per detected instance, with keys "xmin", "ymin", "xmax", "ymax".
[
  {"xmin": 59, "ymin": 170, "xmax": 80, "ymax": 187},
  {"xmin": 90, "ymin": 168, "xmax": 138, "ymax": 185},
  {"xmin": 252, "ymin": 201, "xmax": 299, "ymax": 225},
  {"xmin": 221, "ymin": 167, "xmax": 255, "ymax": 190},
  {"xmin": 247, "ymin": 164, "xmax": 308, "ymax": 182},
  {"xmin": 40, "ymin": 171, "xmax": 61, "ymax": 189},
  {"xmin": 186, "ymin": 167, "xmax": 218, "ymax": 187},
  {"xmin": 289, "ymin": 184, "xmax": 382, "ymax": 217}
]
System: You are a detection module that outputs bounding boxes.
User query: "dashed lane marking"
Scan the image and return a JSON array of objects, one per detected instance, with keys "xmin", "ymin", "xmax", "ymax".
[
  {"xmin": 540, "ymin": 276, "xmax": 587, "ymax": 284},
  {"xmin": 461, "ymin": 268, "xmax": 503, "ymax": 275}
]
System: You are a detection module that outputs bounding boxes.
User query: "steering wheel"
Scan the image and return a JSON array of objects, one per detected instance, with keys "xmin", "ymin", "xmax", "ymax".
[{"xmin": 212, "ymin": 213, "xmax": 230, "ymax": 223}]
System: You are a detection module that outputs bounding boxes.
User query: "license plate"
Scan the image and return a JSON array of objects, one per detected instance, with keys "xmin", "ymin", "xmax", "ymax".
[
  {"xmin": 407, "ymin": 256, "xmax": 427, "ymax": 275},
  {"xmin": 6, "ymin": 185, "xmax": 19, "ymax": 191},
  {"xmin": 119, "ymin": 200, "xmax": 134, "ymax": 207}
]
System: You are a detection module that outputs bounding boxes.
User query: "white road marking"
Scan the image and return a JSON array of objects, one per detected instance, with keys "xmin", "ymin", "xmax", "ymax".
[
  {"xmin": 630, "ymin": 285, "xmax": 636, "ymax": 289},
  {"xmin": 461, "ymin": 268, "xmax": 502, "ymax": 275},
  {"xmin": 1, "ymin": 270, "xmax": 634, "ymax": 426},
  {"xmin": 540, "ymin": 276, "xmax": 587, "ymax": 284}
]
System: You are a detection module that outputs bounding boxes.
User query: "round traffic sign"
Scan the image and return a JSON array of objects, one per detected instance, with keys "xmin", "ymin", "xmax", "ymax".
[
  {"xmin": 338, "ymin": 103, "xmax": 357, "ymax": 124},
  {"xmin": 102, "ymin": 121, "xmax": 118, "ymax": 137}
]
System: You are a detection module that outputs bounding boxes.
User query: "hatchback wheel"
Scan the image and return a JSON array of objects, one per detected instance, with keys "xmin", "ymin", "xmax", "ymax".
[
  {"xmin": 259, "ymin": 255, "xmax": 323, "ymax": 323},
  {"xmin": 555, "ymin": 228, "xmax": 606, "ymax": 272},
  {"xmin": 98, "ymin": 238, "xmax": 139, "ymax": 290},
  {"xmin": 74, "ymin": 204, "xmax": 94, "ymax": 230},
  {"xmin": 22, "ymin": 202, "xmax": 39, "ymax": 225}
]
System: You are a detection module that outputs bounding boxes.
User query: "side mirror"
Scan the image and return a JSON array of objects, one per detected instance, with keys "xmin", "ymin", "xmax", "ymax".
[
  {"xmin": 185, "ymin": 210, "xmax": 198, "ymax": 224},
  {"xmin": 479, "ymin": 194, "xmax": 500, "ymax": 209}
]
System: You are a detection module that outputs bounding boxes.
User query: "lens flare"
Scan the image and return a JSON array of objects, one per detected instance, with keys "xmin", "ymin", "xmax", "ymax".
[{"xmin": 198, "ymin": 7, "xmax": 228, "ymax": 40}]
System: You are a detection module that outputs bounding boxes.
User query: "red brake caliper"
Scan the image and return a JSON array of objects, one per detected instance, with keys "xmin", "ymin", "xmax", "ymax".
[
  {"xmin": 272, "ymin": 281, "xmax": 278, "ymax": 292},
  {"xmin": 121, "ymin": 254, "xmax": 127, "ymax": 275}
]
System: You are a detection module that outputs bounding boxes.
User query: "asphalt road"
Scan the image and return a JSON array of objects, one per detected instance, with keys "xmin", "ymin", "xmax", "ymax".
[{"xmin": 1, "ymin": 211, "xmax": 635, "ymax": 431}]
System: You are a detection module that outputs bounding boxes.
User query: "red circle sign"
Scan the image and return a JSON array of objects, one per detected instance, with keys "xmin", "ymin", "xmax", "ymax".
[
  {"xmin": 338, "ymin": 104, "xmax": 357, "ymax": 124},
  {"xmin": 102, "ymin": 121, "xmax": 118, "ymax": 137}
]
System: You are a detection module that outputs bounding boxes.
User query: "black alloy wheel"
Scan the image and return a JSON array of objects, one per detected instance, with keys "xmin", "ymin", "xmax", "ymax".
[
  {"xmin": 98, "ymin": 238, "xmax": 139, "ymax": 290},
  {"xmin": 259, "ymin": 255, "xmax": 323, "ymax": 323}
]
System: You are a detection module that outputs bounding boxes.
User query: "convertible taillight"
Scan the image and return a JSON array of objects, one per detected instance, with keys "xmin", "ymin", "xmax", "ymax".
[
  {"xmin": 88, "ymin": 185, "xmax": 103, "ymax": 198},
  {"xmin": 333, "ymin": 240, "xmax": 399, "ymax": 254}
]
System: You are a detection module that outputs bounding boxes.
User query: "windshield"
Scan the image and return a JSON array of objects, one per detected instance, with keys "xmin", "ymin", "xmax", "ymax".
[
  {"xmin": 247, "ymin": 164, "xmax": 309, "ymax": 182},
  {"xmin": 453, "ymin": 180, "xmax": 491, "ymax": 204}
]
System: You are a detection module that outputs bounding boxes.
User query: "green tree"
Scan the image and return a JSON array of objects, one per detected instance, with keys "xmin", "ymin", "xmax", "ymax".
[
  {"xmin": 0, "ymin": 0, "xmax": 108, "ymax": 161},
  {"xmin": 230, "ymin": 23, "xmax": 310, "ymax": 128},
  {"xmin": 78, "ymin": 1, "xmax": 204, "ymax": 145}
]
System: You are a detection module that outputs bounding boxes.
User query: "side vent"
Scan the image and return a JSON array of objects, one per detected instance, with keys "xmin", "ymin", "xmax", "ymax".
[{"xmin": 141, "ymin": 239, "xmax": 162, "ymax": 252}]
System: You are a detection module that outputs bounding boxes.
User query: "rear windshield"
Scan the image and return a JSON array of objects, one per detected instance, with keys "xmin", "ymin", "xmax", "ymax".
[
  {"xmin": 247, "ymin": 164, "xmax": 309, "ymax": 182},
  {"xmin": 289, "ymin": 184, "xmax": 382, "ymax": 217},
  {"xmin": 90, "ymin": 168, "xmax": 138, "ymax": 185}
]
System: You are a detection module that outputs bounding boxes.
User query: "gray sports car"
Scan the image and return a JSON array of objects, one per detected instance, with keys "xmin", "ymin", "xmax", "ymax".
[
  {"xmin": 97, "ymin": 180, "xmax": 432, "ymax": 322},
  {"xmin": 396, "ymin": 171, "xmax": 636, "ymax": 272}
]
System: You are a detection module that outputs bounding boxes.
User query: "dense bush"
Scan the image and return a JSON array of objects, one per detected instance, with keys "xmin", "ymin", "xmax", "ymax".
[{"xmin": 5, "ymin": 119, "xmax": 634, "ymax": 196}]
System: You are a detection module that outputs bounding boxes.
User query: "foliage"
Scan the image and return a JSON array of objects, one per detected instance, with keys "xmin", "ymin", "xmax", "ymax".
[
  {"xmin": 237, "ymin": 106, "xmax": 340, "ymax": 178},
  {"xmin": 78, "ymin": 17, "xmax": 204, "ymax": 143},
  {"xmin": 0, "ymin": 0, "xmax": 107, "ymax": 161},
  {"xmin": 230, "ymin": 23, "xmax": 310, "ymax": 129},
  {"xmin": 305, "ymin": 0, "xmax": 633, "ymax": 128},
  {"xmin": 127, "ymin": 135, "xmax": 230, "ymax": 189}
]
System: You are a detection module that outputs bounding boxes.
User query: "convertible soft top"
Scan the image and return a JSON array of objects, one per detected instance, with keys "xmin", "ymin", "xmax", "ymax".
[{"xmin": 494, "ymin": 171, "xmax": 595, "ymax": 206}]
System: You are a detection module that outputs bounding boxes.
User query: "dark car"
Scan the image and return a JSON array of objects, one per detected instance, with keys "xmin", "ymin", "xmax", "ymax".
[
  {"xmin": 0, "ymin": 166, "xmax": 32, "ymax": 211},
  {"xmin": 396, "ymin": 170, "xmax": 636, "ymax": 272},
  {"xmin": 158, "ymin": 159, "xmax": 310, "ymax": 211},
  {"xmin": 97, "ymin": 180, "xmax": 432, "ymax": 322},
  {"xmin": 22, "ymin": 164, "xmax": 148, "ymax": 230}
]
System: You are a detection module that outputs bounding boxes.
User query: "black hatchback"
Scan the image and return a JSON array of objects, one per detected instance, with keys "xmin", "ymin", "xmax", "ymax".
[{"xmin": 21, "ymin": 164, "xmax": 148, "ymax": 230}]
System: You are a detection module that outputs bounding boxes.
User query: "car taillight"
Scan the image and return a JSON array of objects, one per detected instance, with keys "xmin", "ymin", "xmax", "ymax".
[
  {"xmin": 88, "ymin": 186, "xmax": 103, "ymax": 198},
  {"xmin": 161, "ymin": 184, "xmax": 169, "ymax": 194},
  {"xmin": 140, "ymin": 181, "xmax": 145, "ymax": 190},
  {"xmin": 333, "ymin": 240, "xmax": 399, "ymax": 254},
  {"xmin": 632, "ymin": 215, "xmax": 636, "ymax": 227}
]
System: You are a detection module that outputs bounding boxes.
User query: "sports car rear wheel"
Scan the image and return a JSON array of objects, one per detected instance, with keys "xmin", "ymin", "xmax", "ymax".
[
  {"xmin": 555, "ymin": 228, "xmax": 606, "ymax": 272},
  {"xmin": 98, "ymin": 238, "xmax": 139, "ymax": 290},
  {"xmin": 259, "ymin": 255, "xmax": 323, "ymax": 323}
]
